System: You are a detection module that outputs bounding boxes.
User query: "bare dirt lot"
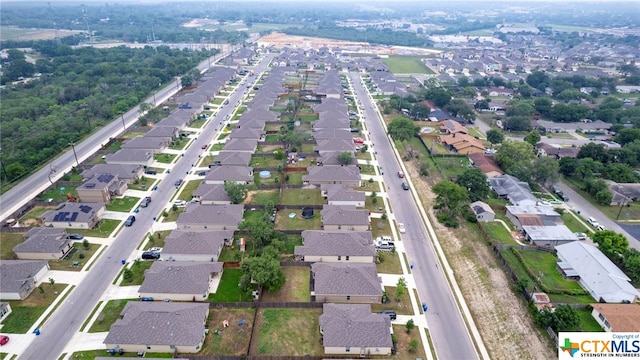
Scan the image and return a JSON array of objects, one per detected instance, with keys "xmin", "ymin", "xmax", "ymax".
[
  {"xmin": 404, "ymin": 159, "xmax": 555, "ymax": 360},
  {"xmin": 1, "ymin": 27, "xmax": 82, "ymax": 41}
]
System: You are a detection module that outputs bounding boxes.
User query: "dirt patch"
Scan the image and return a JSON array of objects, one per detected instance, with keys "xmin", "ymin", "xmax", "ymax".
[
  {"xmin": 404, "ymin": 159, "xmax": 555, "ymax": 360},
  {"xmin": 206, "ymin": 308, "xmax": 255, "ymax": 355}
]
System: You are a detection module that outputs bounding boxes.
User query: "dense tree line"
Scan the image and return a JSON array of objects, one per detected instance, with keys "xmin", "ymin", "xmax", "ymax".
[
  {"xmin": 0, "ymin": 45, "xmax": 212, "ymax": 182},
  {"xmin": 282, "ymin": 26, "xmax": 431, "ymax": 47}
]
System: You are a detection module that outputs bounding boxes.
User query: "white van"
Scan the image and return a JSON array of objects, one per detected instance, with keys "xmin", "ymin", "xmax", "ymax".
[{"xmin": 375, "ymin": 236, "xmax": 395, "ymax": 251}]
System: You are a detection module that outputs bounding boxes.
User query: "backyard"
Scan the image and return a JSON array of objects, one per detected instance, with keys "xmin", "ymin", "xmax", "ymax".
[
  {"xmin": 0, "ymin": 232, "xmax": 24, "ymax": 258},
  {"xmin": 480, "ymin": 222, "xmax": 518, "ymax": 246},
  {"xmin": 245, "ymin": 189, "xmax": 279, "ymax": 206},
  {"xmin": 37, "ymin": 186, "xmax": 78, "ymax": 202},
  {"xmin": 275, "ymin": 211, "xmax": 322, "ymax": 231},
  {"xmin": 254, "ymin": 308, "xmax": 323, "ymax": 355},
  {"xmin": 279, "ymin": 188, "xmax": 324, "ymax": 205},
  {"xmin": 209, "ymin": 269, "xmax": 254, "ymax": 302},
  {"xmin": 260, "ymin": 266, "xmax": 310, "ymax": 302},
  {"xmin": 517, "ymin": 250, "xmax": 586, "ymax": 293},
  {"xmin": 204, "ymin": 308, "xmax": 255, "ymax": 355}
]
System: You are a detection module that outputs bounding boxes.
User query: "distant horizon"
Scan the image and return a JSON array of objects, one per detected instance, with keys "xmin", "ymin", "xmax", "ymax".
[{"xmin": 3, "ymin": 0, "xmax": 640, "ymax": 2}]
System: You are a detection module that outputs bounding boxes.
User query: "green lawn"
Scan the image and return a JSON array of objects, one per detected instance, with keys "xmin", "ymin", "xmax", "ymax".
[
  {"xmin": 18, "ymin": 205, "xmax": 55, "ymax": 224},
  {"xmin": 245, "ymin": 190, "xmax": 279, "ymax": 206},
  {"xmin": 576, "ymin": 308, "xmax": 604, "ymax": 332},
  {"xmin": 250, "ymin": 156, "xmax": 285, "ymax": 168},
  {"xmin": 105, "ymin": 196, "xmax": 140, "ymax": 212},
  {"xmin": 88, "ymin": 298, "xmax": 134, "ymax": 332},
  {"xmin": 254, "ymin": 171, "xmax": 281, "ymax": 185},
  {"xmin": 517, "ymin": 250, "xmax": 585, "ymax": 292},
  {"xmin": 0, "ymin": 232, "xmax": 24, "ymax": 259},
  {"xmin": 279, "ymin": 188, "xmax": 324, "ymax": 205},
  {"xmin": 376, "ymin": 250, "xmax": 403, "ymax": 274},
  {"xmin": 432, "ymin": 156, "xmax": 470, "ymax": 178},
  {"xmin": 209, "ymin": 269, "xmax": 254, "ymax": 302},
  {"xmin": 284, "ymin": 172, "xmax": 304, "ymax": 185},
  {"xmin": 561, "ymin": 212, "xmax": 591, "ymax": 234},
  {"xmin": 127, "ymin": 177, "xmax": 156, "ymax": 191},
  {"xmin": 371, "ymin": 218, "xmax": 391, "ymax": 239},
  {"xmin": 177, "ymin": 179, "xmax": 203, "ymax": 201},
  {"xmin": 498, "ymin": 249, "xmax": 534, "ymax": 285},
  {"xmin": 2, "ymin": 284, "xmax": 68, "ymax": 333},
  {"xmin": 37, "ymin": 186, "xmax": 78, "ymax": 202},
  {"xmin": 169, "ymin": 137, "xmax": 190, "ymax": 150},
  {"xmin": 190, "ymin": 118, "xmax": 207, "ymax": 129},
  {"xmin": 120, "ymin": 260, "xmax": 153, "ymax": 285},
  {"xmin": 69, "ymin": 350, "xmax": 172, "ymax": 359},
  {"xmin": 365, "ymin": 195, "xmax": 386, "ymax": 214},
  {"xmin": 48, "ymin": 242, "xmax": 101, "ymax": 271},
  {"xmin": 359, "ymin": 163, "xmax": 376, "ymax": 175},
  {"xmin": 275, "ymin": 211, "xmax": 322, "ymax": 231},
  {"xmin": 256, "ymin": 309, "xmax": 323, "ymax": 355},
  {"xmin": 260, "ymin": 267, "xmax": 310, "ymax": 302},
  {"xmin": 72, "ymin": 219, "xmax": 120, "ymax": 238},
  {"xmin": 382, "ymin": 56, "xmax": 434, "ymax": 74},
  {"xmin": 548, "ymin": 293, "xmax": 595, "ymax": 304},
  {"xmin": 371, "ymin": 286, "xmax": 413, "ymax": 315},
  {"xmin": 154, "ymin": 153, "xmax": 177, "ymax": 164},
  {"xmin": 481, "ymin": 222, "xmax": 518, "ymax": 245},
  {"xmin": 211, "ymin": 143, "xmax": 225, "ymax": 151}
]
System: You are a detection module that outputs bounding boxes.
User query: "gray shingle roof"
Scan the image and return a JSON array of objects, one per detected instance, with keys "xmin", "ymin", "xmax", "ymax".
[
  {"xmin": 322, "ymin": 184, "xmax": 365, "ymax": 203},
  {"xmin": 213, "ymin": 152, "xmax": 252, "ymax": 166},
  {"xmin": 139, "ymin": 261, "xmax": 223, "ymax": 295},
  {"xmin": 314, "ymin": 139, "xmax": 354, "ymax": 153},
  {"xmin": 103, "ymin": 302, "xmax": 209, "ymax": 346},
  {"xmin": 41, "ymin": 202, "xmax": 105, "ymax": 224},
  {"xmin": 13, "ymin": 229, "xmax": 71, "ymax": 254},
  {"xmin": 81, "ymin": 164, "xmax": 142, "ymax": 181},
  {"xmin": 312, "ymin": 263, "xmax": 382, "ymax": 296},
  {"xmin": 312, "ymin": 128, "xmax": 353, "ymax": 140},
  {"xmin": 105, "ymin": 150, "xmax": 154, "ymax": 164},
  {"xmin": 177, "ymin": 204, "xmax": 244, "ymax": 227},
  {"xmin": 303, "ymin": 166, "xmax": 361, "ymax": 183},
  {"xmin": 295, "ymin": 230, "xmax": 374, "ymax": 257},
  {"xmin": 222, "ymin": 138, "xmax": 258, "ymax": 152},
  {"xmin": 0, "ymin": 260, "xmax": 48, "ymax": 293},
  {"xmin": 204, "ymin": 166, "xmax": 253, "ymax": 183},
  {"xmin": 121, "ymin": 137, "xmax": 169, "ymax": 151},
  {"xmin": 163, "ymin": 230, "xmax": 233, "ymax": 257},
  {"xmin": 320, "ymin": 304, "xmax": 392, "ymax": 348},
  {"xmin": 321, "ymin": 205, "xmax": 369, "ymax": 226},
  {"xmin": 192, "ymin": 183, "xmax": 231, "ymax": 203}
]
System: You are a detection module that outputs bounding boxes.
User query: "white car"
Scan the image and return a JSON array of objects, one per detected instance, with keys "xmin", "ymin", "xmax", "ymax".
[
  {"xmin": 587, "ymin": 217, "xmax": 600, "ymax": 228},
  {"xmin": 172, "ymin": 200, "xmax": 187, "ymax": 207},
  {"xmin": 148, "ymin": 247, "xmax": 163, "ymax": 253},
  {"xmin": 538, "ymin": 200, "xmax": 552, "ymax": 206},
  {"xmin": 398, "ymin": 223, "xmax": 406, "ymax": 233}
]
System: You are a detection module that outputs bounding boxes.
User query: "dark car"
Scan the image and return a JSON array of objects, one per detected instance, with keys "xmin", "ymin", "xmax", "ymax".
[
  {"xmin": 140, "ymin": 197, "xmax": 151, "ymax": 208},
  {"xmin": 144, "ymin": 169, "xmax": 157, "ymax": 175},
  {"xmin": 67, "ymin": 233, "xmax": 84, "ymax": 240},
  {"xmin": 141, "ymin": 251, "xmax": 160, "ymax": 260},
  {"xmin": 124, "ymin": 215, "xmax": 136, "ymax": 227},
  {"xmin": 378, "ymin": 310, "xmax": 397, "ymax": 320},
  {"xmin": 0, "ymin": 335, "xmax": 9, "ymax": 346},
  {"xmin": 401, "ymin": 182, "xmax": 409, "ymax": 191},
  {"xmin": 174, "ymin": 179, "xmax": 183, "ymax": 187}
]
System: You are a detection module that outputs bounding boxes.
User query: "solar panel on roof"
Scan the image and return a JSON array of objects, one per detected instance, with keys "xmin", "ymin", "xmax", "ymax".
[
  {"xmin": 53, "ymin": 213, "xmax": 63, "ymax": 221},
  {"xmin": 79, "ymin": 205, "xmax": 92, "ymax": 213},
  {"xmin": 97, "ymin": 174, "xmax": 114, "ymax": 183},
  {"xmin": 70, "ymin": 212, "xmax": 78, "ymax": 222}
]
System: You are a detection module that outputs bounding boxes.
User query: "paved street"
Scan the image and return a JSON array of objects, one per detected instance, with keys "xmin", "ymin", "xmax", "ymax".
[{"xmin": 351, "ymin": 74, "xmax": 482, "ymax": 360}]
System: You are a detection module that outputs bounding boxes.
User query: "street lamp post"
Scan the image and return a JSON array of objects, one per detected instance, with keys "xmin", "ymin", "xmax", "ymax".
[
  {"xmin": 69, "ymin": 142, "xmax": 79, "ymax": 166},
  {"xmin": 119, "ymin": 111, "xmax": 126, "ymax": 131}
]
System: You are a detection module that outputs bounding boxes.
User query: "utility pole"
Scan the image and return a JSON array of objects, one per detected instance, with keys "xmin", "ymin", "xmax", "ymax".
[
  {"xmin": 120, "ymin": 111, "xmax": 126, "ymax": 131},
  {"xmin": 69, "ymin": 142, "xmax": 79, "ymax": 166},
  {"xmin": 0, "ymin": 149, "xmax": 8, "ymax": 182}
]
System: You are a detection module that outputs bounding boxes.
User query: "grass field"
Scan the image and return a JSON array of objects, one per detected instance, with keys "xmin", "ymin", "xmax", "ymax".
[
  {"xmin": 0, "ymin": 232, "xmax": 23, "ymax": 259},
  {"xmin": 431, "ymin": 156, "xmax": 470, "ymax": 178},
  {"xmin": 38, "ymin": 186, "xmax": 78, "ymax": 202},
  {"xmin": 372, "ymin": 285, "xmax": 413, "ymax": 315},
  {"xmin": 246, "ymin": 189, "xmax": 280, "ymax": 206},
  {"xmin": 2, "ymin": 283, "xmax": 67, "ymax": 333},
  {"xmin": 382, "ymin": 56, "xmax": 434, "ymax": 74},
  {"xmin": 275, "ymin": 211, "xmax": 322, "ymax": 231},
  {"xmin": 260, "ymin": 266, "xmax": 310, "ymax": 302},
  {"xmin": 105, "ymin": 196, "xmax": 140, "ymax": 212},
  {"xmin": 205, "ymin": 308, "xmax": 255, "ymax": 355},
  {"xmin": 279, "ymin": 188, "xmax": 323, "ymax": 205},
  {"xmin": 48, "ymin": 243, "xmax": 101, "ymax": 271},
  {"xmin": 209, "ymin": 269, "xmax": 254, "ymax": 302},
  {"xmin": 481, "ymin": 222, "xmax": 518, "ymax": 245},
  {"xmin": 73, "ymin": 219, "xmax": 120, "ymax": 238},
  {"xmin": 89, "ymin": 298, "xmax": 133, "ymax": 332},
  {"xmin": 376, "ymin": 250, "xmax": 403, "ymax": 274},
  {"xmin": 0, "ymin": 26, "xmax": 81, "ymax": 41},
  {"xmin": 256, "ymin": 308, "xmax": 323, "ymax": 355},
  {"xmin": 517, "ymin": 250, "xmax": 585, "ymax": 292}
]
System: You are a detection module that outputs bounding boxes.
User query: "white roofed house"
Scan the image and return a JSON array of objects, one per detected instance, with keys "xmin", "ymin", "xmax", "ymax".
[
  {"xmin": 469, "ymin": 201, "xmax": 495, "ymax": 222},
  {"xmin": 556, "ymin": 242, "xmax": 639, "ymax": 303}
]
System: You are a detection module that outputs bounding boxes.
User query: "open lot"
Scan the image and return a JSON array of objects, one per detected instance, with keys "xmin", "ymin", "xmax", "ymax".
[
  {"xmin": 254, "ymin": 308, "xmax": 323, "ymax": 355},
  {"xmin": 205, "ymin": 308, "xmax": 255, "ymax": 355},
  {"xmin": 382, "ymin": 56, "xmax": 434, "ymax": 74}
]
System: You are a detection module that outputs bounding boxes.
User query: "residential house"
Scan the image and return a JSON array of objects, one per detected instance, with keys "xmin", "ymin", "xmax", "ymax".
[
  {"xmin": 228, "ymin": 127, "xmax": 266, "ymax": 141},
  {"xmin": 608, "ymin": 182, "xmax": 640, "ymax": 206},
  {"xmin": 81, "ymin": 164, "xmax": 143, "ymax": 184},
  {"xmin": 77, "ymin": 173, "xmax": 128, "ymax": 203},
  {"xmin": 488, "ymin": 175, "xmax": 538, "ymax": 206},
  {"xmin": 321, "ymin": 205, "xmax": 370, "ymax": 231},
  {"xmin": 591, "ymin": 304, "xmax": 640, "ymax": 332},
  {"xmin": 212, "ymin": 152, "xmax": 252, "ymax": 167},
  {"xmin": 40, "ymin": 202, "xmax": 105, "ymax": 229},
  {"xmin": 13, "ymin": 228, "xmax": 73, "ymax": 260},
  {"xmin": 303, "ymin": 166, "xmax": 361, "ymax": 187},
  {"xmin": 319, "ymin": 304, "xmax": 392, "ymax": 355},
  {"xmin": 487, "ymin": 87, "xmax": 514, "ymax": 97},
  {"xmin": 315, "ymin": 139, "xmax": 354, "ymax": 154},
  {"xmin": 294, "ymin": 230, "xmax": 375, "ymax": 263},
  {"xmin": 0, "ymin": 260, "xmax": 50, "ymax": 300},
  {"xmin": 438, "ymin": 133, "xmax": 485, "ymax": 155},
  {"xmin": 222, "ymin": 138, "xmax": 258, "ymax": 153},
  {"xmin": 145, "ymin": 126, "xmax": 179, "ymax": 139},
  {"xmin": 138, "ymin": 261, "xmax": 223, "ymax": 302},
  {"xmin": 521, "ymin": 225, "xmax": 579, "ymax": 247},
  {"xmin": 105, "ymin": 150, "xmax": 154, "ymax": 167},
  {"xmin": 556, "ymin": 241, "xmax": 639, "ymax": 303},
  {"xmin": 176, "ymin": 204, "xmax": 244, "ymax": 231},
  {"xmin": 311, "ymin": 263, "xmax": 383, "ymax": 303},
  {"xmin": 191, "ymin": 184, "xmax": 231, "ymax": 205},
  {"xmin": 204, "ymin": 166, "xmax": 253, "ymax": 185},
  {"xmin": 439, "ymin": 120, "xmax": 468, "ymax": 135},
  {"xmin": 534, "ymin": 143, "xmax": 580, "ymax": 160},
  {"xmin": 469, "ymin": 201, "xmax": 495, "ymax": 222},
  {"xmin": 121, "ymin": 137, "xmax": 170, "ymax": 152},
  {"xmin": 103, "ymin": 302, "xmax": 209, "ymax": 353},
  {"xmin": 467, "ymin": 153, "xmax": 504, "ymax": 178},
  {"xmin": 506, "ymin": 205, "xmax": 562, "ymax": 231},
  {"xmin": 161, "ymin": 230, "xmax": 232, "ymax": 262},
  {"xmin": 322, "ymin": 184, "xmax": 365, "ymax": 207}
]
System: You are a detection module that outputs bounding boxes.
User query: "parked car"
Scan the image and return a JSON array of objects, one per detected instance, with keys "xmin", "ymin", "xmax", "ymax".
[
  {"xmin": 141, "ymin": 251, "xmax": 160, "ymax": 260},
  {"xmin": 149, "ymin": 247, "xmax": 163, "ymax": 253},
  {"xmin": 596, "ymin": 225, "xmax": 606, "ymax": 231},
  {"xmin": 378, "ymin": 310, "xmax": 397, "ymax": 320},
  {"xmin": 401, "ymin": 182, "xmax": 409, "ymax": 190},
  {"xmin": 67, "ymin": 233, "xmax": 84, "ymax": 240},
  {"xmin": 0, "ymin": 335, "xmax": 9, "ymax": 346},
  {"xmin": 124, "ymin": 215, "xmax": 136, "ymax": 227},
  {"xmin": 172, "ymin": 200, "xmax": 187, "ymax": 207},
  {"xmin": 398, "ymin": 223, "xmax": 406, "ymax": 233},
  {"xmin": 397, "ymin": 171, "xmax": 405, "ymax": 178},
  {"xmin": 174, "ymin": 179, "xmax": 183, "ymax": 187},
  {"xmin": 574, "ymin": 232, "xmax": 587, "ymax": 240},
  {"xmin": 587, "ymin": 217, "xmax": 600, "ymax": 228},
  {"xmin": 375, "ymin": 236, "xmax": 395, "ymax": 251},
  {"xmin": 560, "ymin": 194, "xmax": 570, "ymax": 201},
  {"xmin": 140, "ymin": 197, "xmax": 151, "ymax": 208},
  {"xmin": 144, "ymin": 169, "xmax": 157, "ymax": 175}
]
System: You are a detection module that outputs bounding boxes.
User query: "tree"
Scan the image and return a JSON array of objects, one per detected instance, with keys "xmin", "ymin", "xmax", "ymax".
[
  {"xmin": 575, "ymin": 158, "xmax": 604, "ymax": 179},
  {"xmin": 524, "ymin": 130, "xmax": 542, "ymax": 146},
  {"xmin": 506, "ymin": 101, "xmax": 535, "ymax": 117},
  {"xmin": 445, "ymin": 99, "xmax": 475, "ymax": 122},
  {"xmin": 578, "ymin": 143, "xmax": 609, "ymax": 163},
  {"xmin": 474, "ymin": 99, "xmax": 490, "ymax": 110},
  {"xmin": 552, "ymin": 305, "xmax": 580, "ymax": 332},
  {"xmin": 224, "ymin": 181, "xmax": 248, "ymax": 204},
  {"xmin": 456, "ymin": 168, "xmax": 490, "ymax": 201},
  {"xmin": 395, "ymin": 277, "xmax": 407, "ymax": 301},
  {"xmin": 531, "ymin": 157, "xmax": 560, "ymax": 186},
  {"xmin": 405, "ymin": 319, "xmax": 415, "ymax": 334},
  {"xmin": 240, "ymin": 256, "xmax": 285, "ymax": 293},
  {"xmin": 486, "ymin": 129, "xmax": 504, "ymax": 146},
  {"xmin": 494, "ymin": 141, "xmax": 535, "ymax": 173},
  {"xmin": 526, "ymin": 71, "xmax": 550, "ymax": 90},
  {"xmin": 39, "ymin": 284, "xmax": 45, "ymax": 298},
  {"xmin": 432, "ymin": 180, "xmax": 469, "ymax": 222},
  {"xmin": 534, "ymin": 97, "xmax": 553, "ymax": 116},
  {"xmin": 595, "ymin": 189, "xmax": 613, "ymax": 205},
  {"xmin": 387, "ymin": 118, "xmax": 419, "ymax": 142},
  {"xmin": 408, "ymin": 339, "xmax": 419, "ymax": 353},
  {"xmin": 559, "ymin": 157, "xmax": 578, "ymax": 176},
  {"xmin": 49, "ymin": 277, "xmax": 55, "ymax": 286},
  {"xmin": 592, "ymin": 230, "xmax": 629, "ymax": 260},
  {"xmin": 616, "ymin": 128, "xmax": 640, "ymax": 146},
  {"xmin": 409, "ymin": 103, "xmax": 431, "ymax": 120},
  {"xmin": 424, "ymin": 88, "xmax": 452, "ymax": 108},
  {"xmin": 337, "ymin": 151, "xmax": 354, "ymax": 165},
  {"xmin": 503, "ymin": 116, "xmax": 532, "ymax": 132},
  {"xmin": 623, "ymin": 248, "xmax": 640, "ymax": 283}
]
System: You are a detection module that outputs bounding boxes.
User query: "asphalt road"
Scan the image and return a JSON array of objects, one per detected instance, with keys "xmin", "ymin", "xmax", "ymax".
[
  {"xmin": 350, "ymin": 74, "xmax": 478, "ymax": 359},
  {"xmin": 19, "ymin": 52, "xmax": 273, "ymax": 360},
  {"xmin": 0, "ymin": 48, "xmax": 237, "ymax": 222}
]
